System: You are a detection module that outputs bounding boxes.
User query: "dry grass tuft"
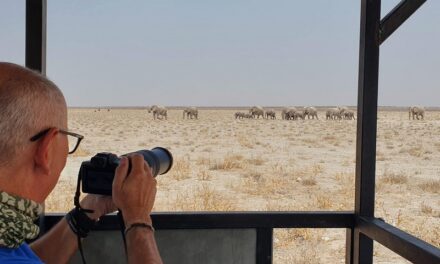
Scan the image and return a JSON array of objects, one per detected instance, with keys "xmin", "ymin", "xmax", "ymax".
[
  {"xmin": 276, "ymin": 229, "xmax": 313, "ymax": 247},
  {"xmin": 270, "ymin": 163, "xmax": 291, "ymax": 177},
  {"xmin": 311, "ymin": 164, "xmax": 324, "ymax": 176},
  {"xmin": 197, "ymin": 169, "xmax": 212, "ymax": 181},
  {"xmin": 315, "ymin": 195, "xmax": 333, "ymax": 209},
  {"xmin": 395, "ymin": 210, "xmax": 404, "ymax": 227},
  {"xmin": 399, "ymin": 145, "xmax": 432, "ymax": 158},
  {"xmin": 334, "ymin": 172, "xmax": 352, "ymax": 183},
  {"xmin": 171, "ymin": 158, "xmax": 191, "ymax": 180},
  {"xmin": 243, "ymin": 170, "xmax": 263, "ymax": 182},
  {"xmin": 246, "ymin": 157, "xmax": 265, "ymax": 166},
  {"xmin": 323, "ymin": 135, "xmax": 337, "ymax": 141},
  {"xmin": 301, "ymin": 177, "xmax": 317, "ymax": 186},
  {"xmin": 240, "ymin": 171, "xmax": 287, "ymax": 197},
  {"xmin": 417, "ymin": 180, "xmax": 440, "ymax": 194},
  {"xmin": 237, "ymin": 135, "xmax": 254, "ymax": 148},
  {"xmin": 407, "ymin": 146, "xmax": 424, "ymax": 157},
  {"xmin": 172, "ymin": 184, "xmax": 237, "ymax": 211},
  {"xmin": 290, "ymin": 247, "xmax": 320, "ymax": 264},
  {"xmin": 380, "ymin": 170, "xmax": 408, "ymax": 185},
  {"xmin": 274, "ymin": 228, "xmax": 322, "ymax": 263},
  {"xmin": 264, "ymin": 177, "xmax": 288, "ymax": 195},
  {"xmin": 209, "ymin": 154, "xmax": 246, "ymax": 170},
  {"xmin": 196, "ymin": 157, "xmax": 211, "ymax": 166},
  {"xmin": 420, "ymin": 202, "xmax": 433, "ymax": 215}
]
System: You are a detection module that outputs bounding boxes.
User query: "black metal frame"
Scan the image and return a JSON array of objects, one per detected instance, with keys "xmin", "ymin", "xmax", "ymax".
[
  {"xmin": 43, "ymin": 212, "xmax": 354, "ymax": 264},
  {"xmin": 22, "ymin": 0, "xmax": 439, "ymax": 263},
  {"xmin": 25, "ymin": 0, "xmax": 46, "ymax": 74}
]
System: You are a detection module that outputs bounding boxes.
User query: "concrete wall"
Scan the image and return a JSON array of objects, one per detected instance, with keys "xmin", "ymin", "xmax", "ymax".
[{"xmin": 69, "ymin": 229, "xmax": 257, "ymax": 264}]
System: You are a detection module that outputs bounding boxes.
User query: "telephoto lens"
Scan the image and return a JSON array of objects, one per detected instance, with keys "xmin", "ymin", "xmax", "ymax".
[
  {"xmin": 80, "ymin": 147, "xmax": 173, "ymax": 195},
  {"xmin": 126, "ymin": 147, "xmax": 173, "ymax": 177}
]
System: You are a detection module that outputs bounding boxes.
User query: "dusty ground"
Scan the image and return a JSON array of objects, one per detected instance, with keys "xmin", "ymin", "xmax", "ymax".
[{"xmin": 46, "ymin": 108, "xmax": 440, "ymax": 263}]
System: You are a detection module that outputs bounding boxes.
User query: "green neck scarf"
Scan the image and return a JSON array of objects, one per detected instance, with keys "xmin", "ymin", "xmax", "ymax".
[{"xmin": 0, "ymin": 191, "xmax": 43, "ymax": 248}]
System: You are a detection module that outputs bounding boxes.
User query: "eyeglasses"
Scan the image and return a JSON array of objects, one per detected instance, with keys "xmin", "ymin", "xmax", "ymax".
[{"xmin": 30, "ymin": 128, "xmax": 84, "ymax": 154}]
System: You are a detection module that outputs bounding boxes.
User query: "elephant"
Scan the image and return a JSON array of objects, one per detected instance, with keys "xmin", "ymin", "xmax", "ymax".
[
  {"xmin": 281, "ymin": 108, "xmax": 288, "ymax": 120},
  {"xmin": 338, "ymin": 106, "xmax": 349, "ymax": 116},
  {"xmin": 326, "ymin": 108, "xmax": 342, "ymax": 120},
  {"xmin": 284, "ymin": 110, "xmax": 296, "ymax": 120},
  {"xmin": 183, "ymin": 107, "xmax": 198, "ymax": 119},
  {"xmin": 304, "ymin": 106, "xmax": 319, "ymax": 119},
  {"xmin": 344, "ymin": 110, "xmax": 356, "ymax": 120},
  {"xmin": 148, "ymin": 105, "xmax": 167, "ymax": 120},
  {"xmin": 325, "ymin": 110, "xmax": 331, "ymax": 120},
  {"xmin": 244, "ymin": 113, "xmax": 254, "ymax": 119},
  {"xmin": 285, "ymin": 109, "xmax": 305, "ymax": 120},
  {"xmin": 235, "ymin": 112, "xmax": 245, "ymax": 119},
  {"xmin": 409, "ymin": 106, "xmax": 425, "ymax": 120},
  {"xmin": 249, "ymin": 106, "xmax": 265, "ymax": 119},
  {"xmin": 265, "ymin": 109, "xmax": 276, "ymax": 119},
  {"xmin": 294, "ymin": 110, "xmax": 306, "ymax": 120},
  {"xmin": 281, "ymin": 107, "xmax": 297, "ymax": 120}
]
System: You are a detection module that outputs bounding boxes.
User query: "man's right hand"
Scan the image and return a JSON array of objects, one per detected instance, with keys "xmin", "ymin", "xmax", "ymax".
[{"xmin": 112, "ymin": 154, "xmax": 157, "ymax": 226}]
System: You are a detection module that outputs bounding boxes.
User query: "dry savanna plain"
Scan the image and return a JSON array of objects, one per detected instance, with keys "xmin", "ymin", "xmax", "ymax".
[{"xmin": 46, "ymin": 108, "xmax": 440, "ymax": 264}]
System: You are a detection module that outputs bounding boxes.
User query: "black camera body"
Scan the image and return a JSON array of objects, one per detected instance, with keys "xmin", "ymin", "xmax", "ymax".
[{"xmin": 80, "ymin": 147, "xmax": 173, "ymax": 196}]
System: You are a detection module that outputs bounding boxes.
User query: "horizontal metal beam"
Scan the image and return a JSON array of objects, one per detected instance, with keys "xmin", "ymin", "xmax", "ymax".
[
  {"xmin": 358, "ymin": 217, "xmax": 440, "ymax": 264},
  {"xmin": 379, "ymin": 0, "xmax": 426, "ymax": 45},
  {"xmin": 43, "ymin": 212, "xmax": 354, "ymax": 230}
]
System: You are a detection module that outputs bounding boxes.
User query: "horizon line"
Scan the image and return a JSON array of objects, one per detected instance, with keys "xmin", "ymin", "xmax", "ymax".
[{"xmin": 67, "ymin": 105, "xmax": 440, "ymax": 110}]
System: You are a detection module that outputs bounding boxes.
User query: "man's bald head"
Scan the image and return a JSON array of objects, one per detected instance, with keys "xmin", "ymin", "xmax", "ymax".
[{"xmin": 0, "ymin": 62, "xmax": 67, "ymax": 166}]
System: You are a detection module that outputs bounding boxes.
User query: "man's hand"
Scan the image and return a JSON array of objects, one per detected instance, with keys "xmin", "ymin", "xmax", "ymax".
[
  {"xmin": 80, "ymin": 194, "xmax": 117, "ymax": 221},
  {"xmin": 31, "ymin": 195, "xmax": 117, "ymax": 263},
  {"xmin": 112, "ymin": 154, "xmax": 157, "ymax": 226}
]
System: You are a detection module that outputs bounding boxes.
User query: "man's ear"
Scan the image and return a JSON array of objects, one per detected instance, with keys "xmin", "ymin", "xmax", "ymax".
[{"xmin": 34, "ymin": 128, "xmax": 59, "ymax": 175}]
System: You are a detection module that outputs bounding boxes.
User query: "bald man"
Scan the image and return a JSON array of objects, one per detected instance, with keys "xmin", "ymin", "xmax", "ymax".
[{"xmin": 0, "ymin": 62, "xmax": 162, "ymax": 263}]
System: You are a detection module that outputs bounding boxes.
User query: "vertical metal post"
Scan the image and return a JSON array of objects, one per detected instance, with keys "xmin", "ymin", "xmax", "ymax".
[
  {"xmin": 346, "ymin": 228, "xmax": 354, "ymax": 264},
  {"xmin": 26, "ymin": 0, "xmax": 47, "ymax": 236},
  {"xmin": 256, "ymin": 228, "xmax": 273, "ymax": 264},
  {"xmin": 352, "ymin": 0, "xmax": 381, "ymax": 263},
  {"xmin": 26, "ymin": 0, "xmax": 47, "ymax": 74}
]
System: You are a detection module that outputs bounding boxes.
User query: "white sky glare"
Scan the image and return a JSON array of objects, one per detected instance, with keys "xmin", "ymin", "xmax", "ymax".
[{"xmin": 0, "ymin": 1, "xmax": 439, "ymax": 107}]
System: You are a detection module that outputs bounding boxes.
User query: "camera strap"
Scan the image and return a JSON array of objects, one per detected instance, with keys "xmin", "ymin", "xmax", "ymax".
[
  {"xmin": 117, "ymin": 210, "xmax": 129, "ymax": 261},
  {"xmin": 73, "ymin": 167, "xmax": 130, "ymax": 264},
  {"xmin": 72, "ymin": 169, "xmax": 96, "ymax": 264}
]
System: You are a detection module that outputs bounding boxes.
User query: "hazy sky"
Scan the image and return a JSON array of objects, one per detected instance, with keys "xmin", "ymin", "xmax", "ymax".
[{"xmin": 1, "ymin": 1, "xmax": 439, "ymax": 107}]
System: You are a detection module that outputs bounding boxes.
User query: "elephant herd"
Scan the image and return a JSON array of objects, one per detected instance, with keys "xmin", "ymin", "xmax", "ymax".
[
  {"xmin": 147, "ymin": 105, "xmax": 198, "ymax": 120},
  {"xmin": 146, "ymin": 105, "xmax": 426, "ymax": 121},
  {"xmin": 281, "ymin": 107, "xmax": 319, "ymax": 120},
  {"xmin": 325, "ymin": 107, "xmax": 356, "ymax": 120},
  {"xmin": 235, "ymin": 106, "xmax": 268, "ymax": 119},
  {"xmin": 236, "ymin": 106, "xmax": 347, "ymax": 121}
]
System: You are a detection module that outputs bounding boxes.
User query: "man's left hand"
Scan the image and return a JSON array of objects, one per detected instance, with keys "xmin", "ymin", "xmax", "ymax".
[{"xmin": 80, "ymin": 194, "xmax": 117, "ymax": 221}]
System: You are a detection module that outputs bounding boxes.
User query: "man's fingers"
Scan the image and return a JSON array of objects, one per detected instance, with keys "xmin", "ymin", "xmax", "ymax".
[
  {"xmin": 130, "ymin": 154, "xmax": 146, "ymax": 176},
  {"xmin": 113, "ymin": 156, "xmax": 129, "ymax": 191},
  {"xmin": 144, "ymin": 162, "xmax": 154, "ymax": 178}
]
